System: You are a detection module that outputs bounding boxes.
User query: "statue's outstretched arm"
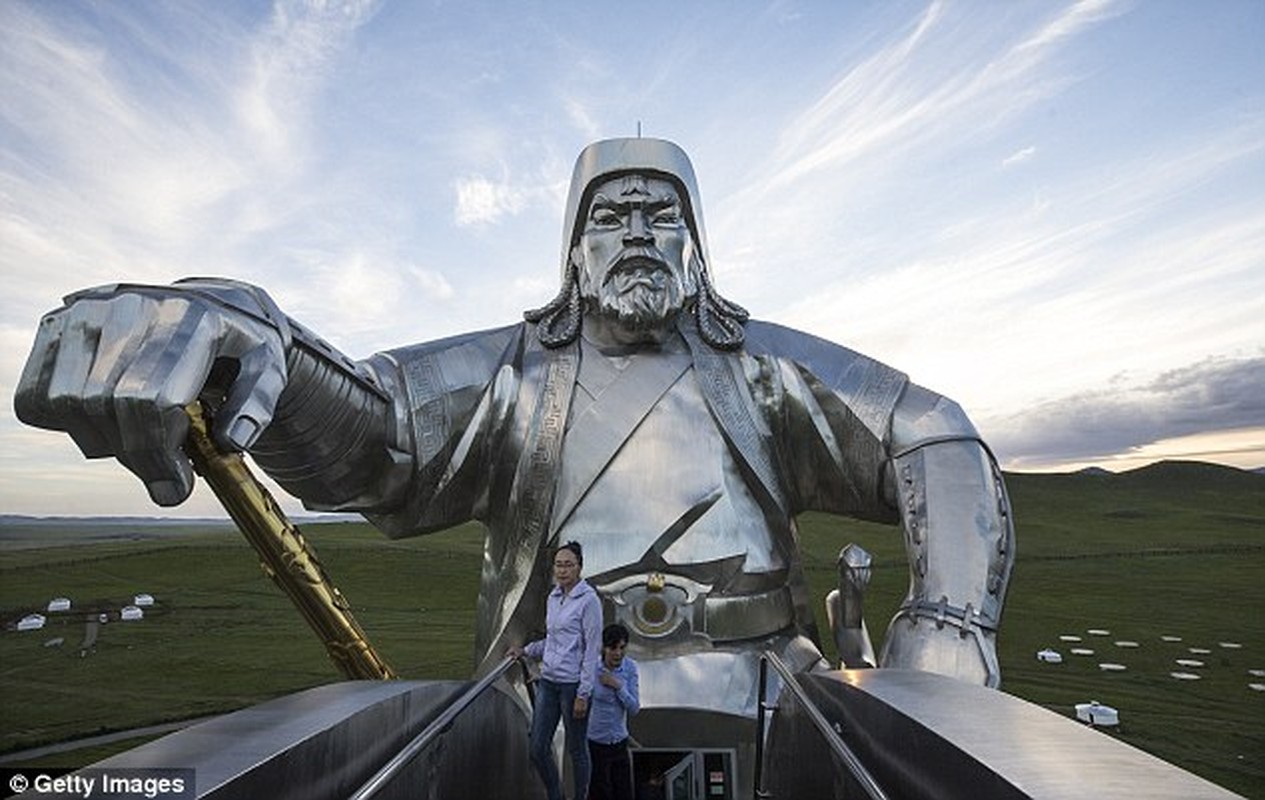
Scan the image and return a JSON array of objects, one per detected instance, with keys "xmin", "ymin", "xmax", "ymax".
[
  {"xmin": 14, "ymin": 278, "xmax": 407, "ymax": 511},
  {"xmin": 878, "ymin": 384, "xmax": 1015, "ymax": 687}
]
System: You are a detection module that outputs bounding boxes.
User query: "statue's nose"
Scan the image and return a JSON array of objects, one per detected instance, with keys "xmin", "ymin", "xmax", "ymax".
[{"xmin": 623, "ymin": 208, "xmax": 653, "ymax": 245}]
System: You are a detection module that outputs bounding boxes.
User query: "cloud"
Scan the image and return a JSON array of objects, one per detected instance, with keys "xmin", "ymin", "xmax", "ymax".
[
  {"xmin": 709, "ymin": 1, "xmax": 1130, "ymax": 299},
  {"xmin": 236, "ymin": 0, "xmax": 382, "ymax": 161},
  {"xmin": 452, "ymin": 167, "xmax": 569, "ymax": 228},
  {"xmin": 270, "ymin": 248, "xmax": 459, "ymax": 356},
  {"xmin": 985, "ymin": 355, "xmax": 1265, "ymax": 467},
  {"xmin": 0, "ymin": 1, "xmax": 384, "ymax": 304},
  {"xmin": 453, "ymin": 176, "xmax": 529, "ymax": 226},
  {"xmin": 762, "ymin": 112, "xmax": 1265, "ymax": 421},
  {"xmin": 1002, "ymin": 146, "xmax": 1036, "ymax": 167},
  {"xmin": 564, "ymin": 98, "xmax": 601, "ymax": 141},
  {"xmin": 763, "ymin": 0, "xmax": 1124, "ymax": 188}
]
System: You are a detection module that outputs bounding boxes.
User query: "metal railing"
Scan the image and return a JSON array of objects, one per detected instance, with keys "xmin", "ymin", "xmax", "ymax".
[
  {"xmin": 348, "ymin": 656, "xmax": 530, "ymax": 800},
  {"xmin": 754, "ymin": 652, "xmax": 888, "ymax": 800}
]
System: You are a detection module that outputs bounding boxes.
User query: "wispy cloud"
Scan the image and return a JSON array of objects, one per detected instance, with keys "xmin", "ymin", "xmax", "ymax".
[
  {"xmin": 709, "ymin": 1, "xmax": 1130, "ymax": 301},
  {"xmin": 762, "ymin": 0, "xmax": 1124, "ymax": 189},
  {"xmin": 0, "ymin": 1, "xmax": 382, "ymax": 286},
  {"xmin": 1002, "ymin": 146, "xmax": 1037, "ymax": 167},
  {"xmin": 236, "ymin": 0, "xmax": 382, "ymax": 162}
]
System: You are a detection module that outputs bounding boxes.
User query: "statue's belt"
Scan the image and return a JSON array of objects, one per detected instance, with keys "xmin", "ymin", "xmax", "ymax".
[{"xmin": 597, "ymin": 573, "xmax": 794, "ymax": 643}]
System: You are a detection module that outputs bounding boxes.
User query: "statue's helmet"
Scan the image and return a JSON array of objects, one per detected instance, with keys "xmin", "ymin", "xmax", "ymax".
[{"xmin": 559, "ymin": 137, "xmax": 710, "ymax": 282}]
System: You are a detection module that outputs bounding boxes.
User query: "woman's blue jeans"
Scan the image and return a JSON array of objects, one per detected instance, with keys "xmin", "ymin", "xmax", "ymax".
[{"xmin": 530, "ymin": 678, "xmax": 591, "ymax": 800}]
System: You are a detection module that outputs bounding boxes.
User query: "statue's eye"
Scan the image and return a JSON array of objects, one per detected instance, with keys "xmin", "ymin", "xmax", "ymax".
[
  {"xmin": 591, "ymin": 208, "xmax": 621, "ymax": 227},
  {"xmin": 653, "ymin": 210, "xmax": 680, "ymax": 226}
]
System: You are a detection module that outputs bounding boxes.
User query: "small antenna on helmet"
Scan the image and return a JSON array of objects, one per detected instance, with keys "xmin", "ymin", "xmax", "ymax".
[{"xmin": 637, "ymin": 120, "xmax": 642, "ymax": 138}]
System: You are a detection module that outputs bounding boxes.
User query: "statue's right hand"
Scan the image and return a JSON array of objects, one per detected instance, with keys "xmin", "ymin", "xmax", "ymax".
[{"xmin": 14, "ymin": 283, "xmax": 289, "ymax": 506}]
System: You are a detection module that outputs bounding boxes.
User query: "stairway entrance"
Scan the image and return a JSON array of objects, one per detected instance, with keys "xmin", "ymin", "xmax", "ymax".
[{"xmin": 632, "ymin": 748, "xmax": 736, "ymax": 800}]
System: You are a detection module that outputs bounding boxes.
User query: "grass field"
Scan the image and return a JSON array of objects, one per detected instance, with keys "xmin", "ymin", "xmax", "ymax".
[{"xmin": 1, "ymin": 461, "xmax": 1261, "ymax": 796}]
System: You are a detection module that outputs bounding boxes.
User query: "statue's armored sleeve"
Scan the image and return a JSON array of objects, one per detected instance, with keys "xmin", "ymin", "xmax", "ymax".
[
  {"xmin": 879, "ymin": 385, "xmax": 1014, "ymax": 686},
  {"xmin": 357, "ymin": 324, "xmax": 526, "ymax": 537},
  {"xmin": 744, "ymin": 320, "xmax": 1014, "ymax": 687},
  {"xmin": 246, "ymin": 315, "xmax": 411, "ymax": 513}
]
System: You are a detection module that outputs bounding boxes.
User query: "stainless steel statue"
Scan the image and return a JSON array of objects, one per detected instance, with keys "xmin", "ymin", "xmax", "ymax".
[{"xmin": 15, "ymin": 138, "xmax": 1014, "ymax": 724}]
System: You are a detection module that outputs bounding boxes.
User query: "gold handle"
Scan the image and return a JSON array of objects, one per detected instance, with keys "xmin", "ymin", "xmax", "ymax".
[{"xmin": 184, "ymin": 402, "xmax": 396, "ymax": 680}]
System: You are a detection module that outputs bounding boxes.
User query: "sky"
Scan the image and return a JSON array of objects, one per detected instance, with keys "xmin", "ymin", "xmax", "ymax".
[{"xmin": 1, "ymin": 0, "xmax": 1262, "ymax": 518}]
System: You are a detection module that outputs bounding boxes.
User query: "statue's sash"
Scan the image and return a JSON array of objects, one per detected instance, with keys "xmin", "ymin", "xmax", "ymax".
[
  {"xmin": 680, "ymin": 321, "xmax": 788, "ymax": 518},
  {"xmin": 482, "ymin": 333, "xmax": 578, "ymax": 668}
]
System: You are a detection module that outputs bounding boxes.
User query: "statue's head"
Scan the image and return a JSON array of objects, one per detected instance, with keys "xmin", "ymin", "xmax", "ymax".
[{"xmin": 526, "ymin": 138, "xmax": 746, "ymax": 349}]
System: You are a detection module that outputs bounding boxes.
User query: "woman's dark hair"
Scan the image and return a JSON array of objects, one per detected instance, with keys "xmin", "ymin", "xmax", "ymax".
[
  {"xmin": 603, "ymin": 623, "xmax": 630, "ymax": 649},
  {"xmin": 557, "ymin": 540, "xmax": 583, "ymax": 567}
]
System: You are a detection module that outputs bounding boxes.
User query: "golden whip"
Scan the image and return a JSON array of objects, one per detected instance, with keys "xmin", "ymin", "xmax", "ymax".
[{"xmin": 184, "ymin": 402, "xmax": 397, "ymax": 680}]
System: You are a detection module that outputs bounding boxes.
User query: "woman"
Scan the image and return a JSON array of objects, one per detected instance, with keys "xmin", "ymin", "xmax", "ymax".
[
  {"xmin": 588, "ymin": 623, "xmax": 640, "ymax": 800},
  {"xmin": 511, "ymin": 541, "xmax": 603, "ymax": 800}
]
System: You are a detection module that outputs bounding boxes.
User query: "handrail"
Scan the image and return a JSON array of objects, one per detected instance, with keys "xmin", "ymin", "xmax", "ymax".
[
  {"xmin": 349, "ymin": 656, "xmax": 528, "ymax": 800},
  {"xmin": 754, "ymin": 652, "xmax": 889, "ymax": 800}
]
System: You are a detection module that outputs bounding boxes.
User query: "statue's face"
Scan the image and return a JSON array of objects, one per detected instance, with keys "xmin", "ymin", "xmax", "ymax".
[{"xmin": 573, "ymin": 174, "xmax": 697, "ymax": 338}]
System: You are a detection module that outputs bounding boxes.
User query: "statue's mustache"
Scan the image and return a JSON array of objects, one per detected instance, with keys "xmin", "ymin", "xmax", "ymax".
[{"xmin": 605, "ymin": 246, "xmax": 670, "ymax": 288}]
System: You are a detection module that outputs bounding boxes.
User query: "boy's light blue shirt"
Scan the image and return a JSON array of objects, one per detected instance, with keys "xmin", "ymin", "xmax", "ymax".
[{"xmin": 587, "ymin": 656, "xmax": 640, "ymax": 744}]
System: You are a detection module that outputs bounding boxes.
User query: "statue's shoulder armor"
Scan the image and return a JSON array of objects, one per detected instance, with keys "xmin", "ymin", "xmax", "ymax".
[
  {"xmin": 741, "ymin": 318, "xmax": 908, "ymax": 398},
  {"xmin": 379, "ymin": 322, "xmax": 525, "ymax": 388},
  {"xmin": 384, "ymin": 322, "xmax": 523, "ymax": 364}
]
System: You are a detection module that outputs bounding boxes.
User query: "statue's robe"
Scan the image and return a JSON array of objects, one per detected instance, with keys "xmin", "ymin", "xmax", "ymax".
[{"xmin": 364, "ymin": 316, "xmax": 909, "ymax": 716}]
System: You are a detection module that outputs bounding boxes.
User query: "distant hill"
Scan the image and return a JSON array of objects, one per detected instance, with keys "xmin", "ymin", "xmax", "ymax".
[
  {"xmin": 1114, "ymin": 458, "xmax": 1264, "ymax": 486},
  {"xmin": 0, "ymin": 513, "xmax": 362, "ymax": 528},
  {"xmin": 1001, "ymin": 460, "xmax": 1264, "ymax": 559},
  {"xmin": 0, "ymin": 515, "xmax": 233, "ymax": 528},
  {"xmin": 1006, "ymin": 460, "xmax": 1264, "ymax": 500},
  {"xmin": 0, "ymin": 513, "xmax": 360, "ymax": 550}
]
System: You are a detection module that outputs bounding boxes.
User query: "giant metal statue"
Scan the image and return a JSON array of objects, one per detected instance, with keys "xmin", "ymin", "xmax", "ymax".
[{"xmin": 15, "ymin": 138, "xmax": 1014, "ymax": 730}]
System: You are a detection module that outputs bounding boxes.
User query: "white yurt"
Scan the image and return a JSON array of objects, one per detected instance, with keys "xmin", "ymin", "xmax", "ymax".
[
  {"xmin": 120, "ymin": 605, "xmax": 144, "ymax": 621},
  {"xmin": 18, "ymin": 613, "xmax": 46, "ymax": 631},
  {"xmin": 47, "ymin": 597, "xmax": 71, "ymax": 612},
  {"xmin": 134, "ymin": 593, "xmax": 155, "ymax": 607},
  {"xmin": 1074, "ymin": 701, "xmax": 1119, "ymax": 727}
]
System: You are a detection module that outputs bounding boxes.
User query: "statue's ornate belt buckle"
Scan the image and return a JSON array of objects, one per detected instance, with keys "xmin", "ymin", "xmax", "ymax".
[{"xmin": 601, "ymin": 572, "xmax": 712, "ymax": 639}]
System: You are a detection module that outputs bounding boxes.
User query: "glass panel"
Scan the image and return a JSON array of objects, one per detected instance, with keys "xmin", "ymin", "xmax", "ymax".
[{"xmin": 664, "ymin": 754, "xmax": 695, "ymax": 800}]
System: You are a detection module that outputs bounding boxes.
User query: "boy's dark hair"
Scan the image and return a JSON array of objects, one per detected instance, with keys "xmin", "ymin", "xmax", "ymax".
[
  {"xmin": 602, "ymin": 622, "xmax": 630, "ymax": 649},
  {"xmin": 557, "ymin": 540, "xmax": 583, "ymax": 567}
]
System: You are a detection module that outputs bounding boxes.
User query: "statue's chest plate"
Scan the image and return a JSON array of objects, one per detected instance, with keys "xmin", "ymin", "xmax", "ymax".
[{"xmin": 553, "ymin": 358, "xmax": 782, "ymax": 578}]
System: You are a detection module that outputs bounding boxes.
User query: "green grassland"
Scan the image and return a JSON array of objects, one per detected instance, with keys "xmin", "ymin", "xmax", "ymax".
[{"xmin": 1, "ymin": 461, "xmax": 1261, "ymax": 796}]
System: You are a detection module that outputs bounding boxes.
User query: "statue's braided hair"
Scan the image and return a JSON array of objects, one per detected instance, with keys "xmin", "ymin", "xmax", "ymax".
[
  {"xmin": 524, "ymin": 258, "xmax": 747, "ymax": 351},
  {"xmin": 693, "ymin": 266, "xmax": 748, "ymax": 351},
  {"xmin": 523, "ymin": 264, "xmax": 583, "ymax": 349}
]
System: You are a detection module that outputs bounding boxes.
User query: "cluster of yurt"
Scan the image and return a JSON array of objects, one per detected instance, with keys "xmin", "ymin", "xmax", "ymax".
[
  {"xmin": 12, "ymin": 593, "xmax": 157, "ymax": 630},
  {"xmin": 1035, "ymin": 625, "xmax": 1259, "ymax": 728}
]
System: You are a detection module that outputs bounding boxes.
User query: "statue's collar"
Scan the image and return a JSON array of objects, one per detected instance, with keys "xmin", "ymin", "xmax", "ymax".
[{"xmin": 579, "ymin": 326, "xmax": 688, "ymax": 358}]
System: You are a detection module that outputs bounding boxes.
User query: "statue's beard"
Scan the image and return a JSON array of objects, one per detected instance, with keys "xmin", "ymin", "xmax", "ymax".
[{"xmin": 592, "ymin": 255, "xmax": 688, "ymax": 334}]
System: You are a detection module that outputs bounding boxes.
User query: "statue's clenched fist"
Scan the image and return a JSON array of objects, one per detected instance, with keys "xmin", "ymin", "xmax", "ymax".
[{"xmin": 15, "ymin": 279, "xmax": 291, "ymax": 506}]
